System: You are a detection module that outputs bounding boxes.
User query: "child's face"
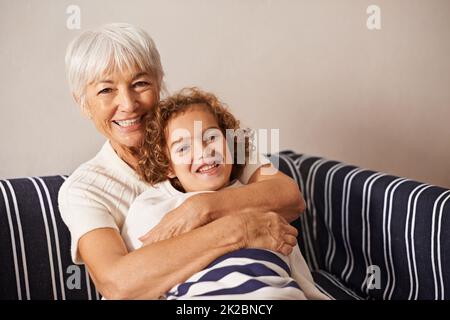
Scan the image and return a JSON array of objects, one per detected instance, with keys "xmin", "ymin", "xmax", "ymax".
[{"xmin": 165, "ymin": 105, "xmax": 233, "ymax": 192}]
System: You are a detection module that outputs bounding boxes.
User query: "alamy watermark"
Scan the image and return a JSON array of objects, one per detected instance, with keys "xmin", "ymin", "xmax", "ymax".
[
  {"xmin": 365, "ymin": 265, "xmax": 381, "ymax": 290},
  {"xmin": 367, "ymin": 5, "xmax": 381, "ymax": 30},
  {"xmin": 65, "ymin": 263, "xmax": 383, "ymax": 291},
  {"xmin": 66, "ymin": 265, "xmax": 82, "ymax": 290},
  {"xmin": 66, "ymin": 5, "xmax": 81, "ymax": 30},
  {"xmin": 66, "ymin": 5, "xmax": 381, "ymax": 31}
]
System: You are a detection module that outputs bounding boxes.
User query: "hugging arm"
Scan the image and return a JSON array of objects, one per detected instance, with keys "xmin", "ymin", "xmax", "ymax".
[
  {"xmin": 205, "ymin": 163, "xmax": 306, "ymax": 222},
  {"xmin": 78, "ymin": 211, "xmax": 298, "ymax": 299},
  {"xmin": 139, "ymin": 163, "xmax": 306, "ymax": 244}
]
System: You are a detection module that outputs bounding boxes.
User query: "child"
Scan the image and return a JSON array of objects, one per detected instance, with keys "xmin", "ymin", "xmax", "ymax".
[{"xmin": 121, "ymin": 88, "xmax": 329, "ymax": 300}]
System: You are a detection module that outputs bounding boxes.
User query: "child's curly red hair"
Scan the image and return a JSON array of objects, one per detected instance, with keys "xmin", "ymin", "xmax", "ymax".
[{"xmin": 137, "ymin": 87, "xmax": 251, "ymax": 189}]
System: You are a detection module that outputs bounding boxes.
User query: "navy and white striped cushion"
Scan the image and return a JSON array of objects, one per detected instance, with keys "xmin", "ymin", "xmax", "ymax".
[
  {"xmin": 273, "ymin": 151, "xmax": 450, "ymax": 300},
  {"xmin": 0, "ymin": 176, "xmax": 99, "ymax": 300},
  {"xmin": 311, "ymin": 270, "xmax": 364, "ymax": 300}
]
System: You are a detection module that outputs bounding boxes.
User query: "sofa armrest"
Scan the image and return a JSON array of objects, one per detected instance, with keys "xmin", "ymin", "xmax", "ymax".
[{"xmin": 0, "ymin": 176, "xmax": 99, "ymax": 300}]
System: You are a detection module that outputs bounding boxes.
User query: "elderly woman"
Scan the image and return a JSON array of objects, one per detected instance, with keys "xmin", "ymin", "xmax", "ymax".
[{"xmin": 59, "ymin": 23, "xmax": 305, "ymax": 300}]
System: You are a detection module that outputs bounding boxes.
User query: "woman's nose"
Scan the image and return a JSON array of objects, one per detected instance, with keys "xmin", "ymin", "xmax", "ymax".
[{"xmin": 116, "ymin": 88, "xmax": 138, "ymax": 112}]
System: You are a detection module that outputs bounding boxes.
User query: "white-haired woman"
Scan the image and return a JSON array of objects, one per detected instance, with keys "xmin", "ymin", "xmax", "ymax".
[{"xmin": 59, "ymin": 23, "xmax": 305, "ymax": 300}]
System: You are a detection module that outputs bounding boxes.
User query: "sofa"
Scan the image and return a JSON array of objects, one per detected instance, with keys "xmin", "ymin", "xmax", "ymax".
[{"xmin": 1, "ymin": 151, "xmax": 449, "ymax": 300}]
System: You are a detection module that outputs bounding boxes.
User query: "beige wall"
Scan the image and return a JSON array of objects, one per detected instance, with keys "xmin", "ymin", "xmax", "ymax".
[{"xmin": 1, "ymin": 0, "xmax": 449, "ymax": 188}]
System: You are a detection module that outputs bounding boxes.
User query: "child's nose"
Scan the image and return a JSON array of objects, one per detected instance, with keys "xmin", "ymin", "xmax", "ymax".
[{"xmin": 203, "ymin": 150, "xmax": 216, "ymax": 164}]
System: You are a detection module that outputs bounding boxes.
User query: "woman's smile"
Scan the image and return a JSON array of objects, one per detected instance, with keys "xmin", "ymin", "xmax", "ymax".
[{"xmin": 112, "ymin": 115, "xmax": 145, "ymax": 133}]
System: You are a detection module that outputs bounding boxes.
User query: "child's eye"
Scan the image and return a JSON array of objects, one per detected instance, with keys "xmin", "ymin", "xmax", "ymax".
[
  {"xmin": 206, "ymin": 135, "xmax": 218, "ymax": 143},
  {"xmin": 176, "ymin": 145, "xmax": 190, "ymax": 154}
]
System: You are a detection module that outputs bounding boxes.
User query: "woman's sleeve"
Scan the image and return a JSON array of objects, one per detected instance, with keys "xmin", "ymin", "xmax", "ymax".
[{"xmin": 58, "ymin": 180, "xmax": 119, "ymax": 265}]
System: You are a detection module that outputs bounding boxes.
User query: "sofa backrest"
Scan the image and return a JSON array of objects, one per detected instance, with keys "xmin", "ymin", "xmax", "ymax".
[{"xmin": 274, "ymin": 151, "xmax": 450, "ymax": 300}]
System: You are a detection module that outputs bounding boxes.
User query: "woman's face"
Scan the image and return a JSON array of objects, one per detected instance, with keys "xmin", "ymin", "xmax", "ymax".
[
  {"xmin": 84, "ymin": 68, "xmax": 158, "ymax": 150},
  {"xmin": 166, "ymin": 105, "xmax": 233, "ymax": 193}
]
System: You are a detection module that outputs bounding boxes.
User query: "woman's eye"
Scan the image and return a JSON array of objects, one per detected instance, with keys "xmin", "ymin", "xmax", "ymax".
[
  {"xmin": 133, "ymin": 81, "xmax": 150, "ymax": 88},
  {"xmin": 98, "ymin": 88, "xmax": 113, "ymax": 95}
]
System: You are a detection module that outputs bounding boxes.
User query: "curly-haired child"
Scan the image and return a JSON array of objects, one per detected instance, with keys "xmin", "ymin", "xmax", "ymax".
[{"xmin": 121, "ymin": 87, "xmax": 329, "ymax": 300}]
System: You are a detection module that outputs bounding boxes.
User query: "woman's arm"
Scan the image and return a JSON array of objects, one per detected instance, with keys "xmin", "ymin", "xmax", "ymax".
[
  {"xmin": 139, "ymin": 164, "xmax": 305, "ymax": 244},
  {"xmin": 204, "ymin": 163, "xmax": 305, "ymax": 222},
  {"xmin": 80, "ymin": 211, "xmax": 298, "ymax": 300}
]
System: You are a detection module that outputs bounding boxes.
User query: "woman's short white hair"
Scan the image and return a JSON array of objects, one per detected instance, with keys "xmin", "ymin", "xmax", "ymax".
[{"xmin": 65, "ymin": 23, "xmax": 165, "ymax": 108}]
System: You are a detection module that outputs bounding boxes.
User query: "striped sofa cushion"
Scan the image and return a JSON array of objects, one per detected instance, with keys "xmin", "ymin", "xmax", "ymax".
[
  {"xmin": 273, "ymin": 151, "xmax": 450, "ymax": 300},
  {"xmin": 312, "ymin": 270, "xmax": 364, "ymax": 300},
  {"xmin": 0, "ymin": 176, "xmax": 99, "ymax": 300}
]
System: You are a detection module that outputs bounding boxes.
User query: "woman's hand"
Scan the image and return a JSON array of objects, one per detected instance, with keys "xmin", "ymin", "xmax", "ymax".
[
  {"xmin": 138, "ymin": 193, "xmax": 299, "ymax": 257},
  {"xmin": 239, "ymin": 211, "xmax": 299, "ymax": 256},
  {"xmin": 139, "ymin": 196, "xmax": 209, "ymax": 246}
]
